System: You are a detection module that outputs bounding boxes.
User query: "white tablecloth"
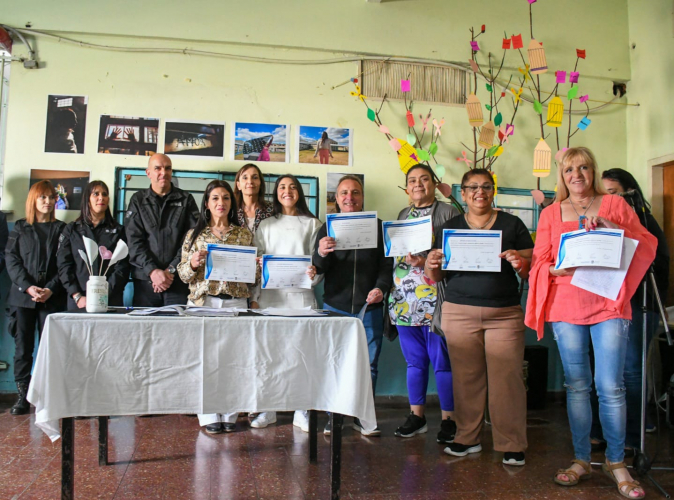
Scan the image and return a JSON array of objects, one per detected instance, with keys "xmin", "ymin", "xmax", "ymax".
[{"xmin": 27, "ymin": 313, "xmax": 376, "ymax": 441}]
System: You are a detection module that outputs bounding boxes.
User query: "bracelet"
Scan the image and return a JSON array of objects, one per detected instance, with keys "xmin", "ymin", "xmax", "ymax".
[{"xmin": 73, "ymin": 292, "xmax": 83, "ymax": 302}]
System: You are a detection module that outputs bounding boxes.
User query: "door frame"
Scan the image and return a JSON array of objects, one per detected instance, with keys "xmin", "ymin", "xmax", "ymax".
[{"xmin": 649, "ymin": 152, "xmax": 674, "ymax": 226}]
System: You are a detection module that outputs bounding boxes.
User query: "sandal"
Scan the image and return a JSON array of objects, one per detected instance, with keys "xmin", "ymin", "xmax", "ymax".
[
  {"xmin": 554, "ymin": 459, "xmax": 592, "ymax": 486},
  {"xmin": 602, "ymin": 461, "xmax": 645, "ymax": 499}
]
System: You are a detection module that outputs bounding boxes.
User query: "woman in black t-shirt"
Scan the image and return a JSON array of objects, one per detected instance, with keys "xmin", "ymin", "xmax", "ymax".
[{"xmin": 425, "ymin": 169, "xmax": 533, "ymax": 466}]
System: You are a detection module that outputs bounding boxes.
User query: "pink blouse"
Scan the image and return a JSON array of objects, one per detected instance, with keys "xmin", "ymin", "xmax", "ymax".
[{"xmin": 525, "ymin": 195, "xmax": 657, "ymax": 339}]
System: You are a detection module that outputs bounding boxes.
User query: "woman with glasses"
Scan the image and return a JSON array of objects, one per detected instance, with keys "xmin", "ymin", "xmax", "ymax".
[
  {"xmin": 425, "ymin": 168, "xmax": 533, "ymax": 466},
  {"xmin": 388, "ymin": 163, "xmax": 459, "ymax": 443},
  {"xmin": 5, "ymin": 181, "xmax": 67, "ymax": 415}
]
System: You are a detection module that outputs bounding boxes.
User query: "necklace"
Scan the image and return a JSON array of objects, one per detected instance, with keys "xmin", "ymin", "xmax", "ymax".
[
  {"xmin": 464, "ymin": 211, "xmax": 496, "ymax": 230},
  {"xmin": 568, "ymin": 196, "xmax": 596, "ymax": 229},
  {"xmin": 210, "ymin": 225, "xmax": 229, "ymax": 239}
]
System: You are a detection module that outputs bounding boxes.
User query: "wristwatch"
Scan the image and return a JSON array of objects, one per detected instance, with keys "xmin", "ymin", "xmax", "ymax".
[{"xmin": 167, "ymin": 265, "xmax": 176, "ymax": 275}]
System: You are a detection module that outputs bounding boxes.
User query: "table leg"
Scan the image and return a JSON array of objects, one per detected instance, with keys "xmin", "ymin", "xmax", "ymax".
[
  {"xmin": 309, "ymin": 409, "xmax": 318, "ymax": 464},
  {"xmin": 330, "ymin": 413, "xmax": 343, "ymax": 500},
  {"xmin": 61, "ymin": 417, "xmax": 74, "ymax": 500},
  {"xmin": 98, "ymin": 417, "xmax": 108, "ymax": 466}
]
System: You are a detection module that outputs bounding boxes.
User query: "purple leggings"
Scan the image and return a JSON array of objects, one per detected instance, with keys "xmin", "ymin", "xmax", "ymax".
[{"xmin": 397, "ymin": 325, "xmax": 454, "ymax": 411}]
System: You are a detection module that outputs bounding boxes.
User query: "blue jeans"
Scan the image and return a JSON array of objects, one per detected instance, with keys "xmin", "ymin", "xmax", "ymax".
[
  {"xmin": 324, "ymin": 303, "xmax": 384, "ymax": 395},
  {"xmin": 552, "ymin": 319, "xmax": 629, "ymax": 463}
]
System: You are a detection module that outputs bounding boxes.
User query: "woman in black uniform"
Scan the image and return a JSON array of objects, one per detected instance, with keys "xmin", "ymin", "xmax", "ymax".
[
  {"xmin": 57, "ymin": 180, "xmax": 130, "ymax": 311},
  {"xmin": 6, "ymin": 181, "xmax": 67, "ymax": 415}
]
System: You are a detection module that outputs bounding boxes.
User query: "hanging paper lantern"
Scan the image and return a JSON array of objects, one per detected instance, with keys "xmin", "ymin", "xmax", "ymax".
[
  {"xmin": 478, "ymin": 121, "xmax": 496, "ymax": 149},
  {"xmin": 396, "ymin": 140, "xmax": 420, "ymax": 174},
  {"xmin": 466, "ymin": 93, "xmax": 483, "ymax": 127},
  {"xmin": 547, "ymin": 97, "xmax": 564, "ymax": 127},
  {"xmin": 527, "ymin": 39, "xmax": 548, "ymax": 75},
  {"xmin": 533, "ymin": 138, "xmax": 552, "ymax": 177}
]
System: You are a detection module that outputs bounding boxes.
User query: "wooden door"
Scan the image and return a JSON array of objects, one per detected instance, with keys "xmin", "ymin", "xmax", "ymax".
[{"xmin": 662, "ymin": 162, "xmax": 674, "ymax": 305}]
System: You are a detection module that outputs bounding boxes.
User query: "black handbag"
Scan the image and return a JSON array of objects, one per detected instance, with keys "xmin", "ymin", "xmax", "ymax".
[
  {"xmin": 381, "ymin": 290, "xmax": 398, "ymax": 342},
  {"xmin": 430, "ymin": 280, "xmax": 446, "ymax": 337}
]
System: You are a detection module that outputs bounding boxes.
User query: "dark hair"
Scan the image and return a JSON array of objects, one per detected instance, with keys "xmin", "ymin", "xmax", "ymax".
[
  {"xmin": 602, "ymin": 168, "xmax": 651, "ymax": 213},
  {"xmin": 461, "ymin": 168, "xmax": 495, "ymax": 188},
  {"xmin": 233, "ymin": 163, "xmax": 268, "ymax": 210},
  {"xmin": 77, "ymin": 181, "xmax": 114, "ymax": 226},
  {"xmin": 272, "ymin": 174, "xmax": 316, "ymax": 219},
  {"xmin": 405, "ymin": 163, "xmax": 440, "ymax": 185},
  {"xmin": 54, "ymin": 108, "xmax": 78, "ymax": 129},
  {"xmin": 188, "ymin": 180, "xmax": 239, "ymax": 249},
  {"xmin": 334, "ymin": 175, "xmax": 364, "ymax": 213}
]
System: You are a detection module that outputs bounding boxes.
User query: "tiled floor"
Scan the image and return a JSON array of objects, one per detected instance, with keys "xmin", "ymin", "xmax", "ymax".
[{"xmin": 0, "ymin": 399, "xmax": 672, "ymax": 499}]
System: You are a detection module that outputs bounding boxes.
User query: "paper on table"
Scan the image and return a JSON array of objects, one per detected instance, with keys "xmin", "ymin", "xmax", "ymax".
[
  {"xmin": 128, "ymin": 305, "xmax": 186, "ymax": 316},
  {"xmin": 382, "ymin": 216, "xmax": 432, "ymax": 257},
  {"xmin": 326, "ymin": 211, "xmax": 378, "ymax": 250},
  {"xmin": 571, "ymin": 237, "xmax": 638, "ymax": 301},
  {"xmin": 256, "ymin": 307, "xmax": 327, "ymax": 317},
  {"xmin": 184, "ymin": 307, "xmax": 239, "ymax": 317}
]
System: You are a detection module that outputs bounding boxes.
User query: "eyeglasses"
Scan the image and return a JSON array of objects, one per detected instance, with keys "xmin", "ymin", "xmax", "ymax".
[{"xmin": 461, "ymin": 184, "xmax": 495, "ymax": 193}]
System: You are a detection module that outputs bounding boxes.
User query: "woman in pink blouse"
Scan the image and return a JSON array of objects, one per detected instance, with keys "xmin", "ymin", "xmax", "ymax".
[{"xmin": 526, "ymin": 147, "xmax": 655, "ymax": 499}]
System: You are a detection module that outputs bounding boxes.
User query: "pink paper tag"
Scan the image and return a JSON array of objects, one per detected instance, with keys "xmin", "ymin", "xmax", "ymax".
[
  {"xmin": 389, "ymin": 138, "xmax": 402, "ymax": 151},
  {"xmin": 400, "ymin": 80, "xmax": 411, "ymax": 92},
  {"xmin": 470, "ymin": 41, "xmax": 479, "ymax": 52},
  {"xmin": 569, "ymin": 72, "xmax": 579, "ymax": 83},
  {"xmin": 579, "ymin": 94, "xmax": 589, "ymax": 103},
  {"xmin": 556, "ymin": 71, "xmax": 567, "ymax": 84}
]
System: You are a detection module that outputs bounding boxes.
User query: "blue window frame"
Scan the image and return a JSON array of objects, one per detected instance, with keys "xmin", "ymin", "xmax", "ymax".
[{"xmin": 115, "ymin": 168, "xmax": 320, "ymax": 223}]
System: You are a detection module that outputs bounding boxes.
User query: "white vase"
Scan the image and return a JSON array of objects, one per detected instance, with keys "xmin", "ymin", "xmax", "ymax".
[{"xmin": 86, "ymin": 276, "xmax": 109, "ymax": 313}]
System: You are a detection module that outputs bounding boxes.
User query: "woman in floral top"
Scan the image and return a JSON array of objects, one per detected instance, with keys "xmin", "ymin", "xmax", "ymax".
[
  {"xmin": 177, "ymin": 179, "xmax": 258, "ymax": 435},
  {"xmin": 233, "ymin": 163, "xmax": 274, "ymax": 235}
]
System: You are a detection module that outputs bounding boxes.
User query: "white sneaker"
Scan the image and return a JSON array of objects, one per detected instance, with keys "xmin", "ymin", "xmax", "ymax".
[
  {"xmin": 293, "ymin": 410, "xmax": 309, "ymax": 432},
  {"xmin": 250, "ymin": 411, "xmax": 277, "ymax": 428}
]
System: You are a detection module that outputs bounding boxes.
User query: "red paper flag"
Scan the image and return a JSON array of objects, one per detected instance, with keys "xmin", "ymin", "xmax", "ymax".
[
  {"xmin": 511, "ymin": 34, "xmax": 523, "ymax": 49},
  {"xmin": 481, "ymin": 24, "xmax": 486, "ymax": 33},
  {"xmin": 502, "ymin": 38, "xmax": 511, "ymax": 49},
  {"xmin": 406, "ymin": 110, "xmax": 415, "ymax": 127},
  {"xmin": 576, "ymin": 49, "xmax": 586, "ymax": 59}
]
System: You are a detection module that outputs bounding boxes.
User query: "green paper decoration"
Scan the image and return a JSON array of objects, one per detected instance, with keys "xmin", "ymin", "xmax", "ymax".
[
  {"xmin": 485, "ymin": 104, "xmax": 492, "ymax": 111},
  {"xmin": 487, "ymin": 145, "xmax": 499, "ymax": 157},
  {"xmin": 494, "ymin": 113, "xmax": 503, "ymax": 126},
  {"xmin": 567, "ymin": 87, "xmax": 579, "ymax": 100},
  {"xmin": 367, "ymin": 108, "xmax": 376, "ymax": 121},
  {"xmin": 406, "ymin": 134, "xmax": 416, "ymax": 147},
  {"xmin": 533, "ymin": 101, "xmax": 543, "ymax": 114},
  {"xmin": 418, "ymin": 150, "xmax": 430, "ymax": 161},
  {"xmin": 486, "ymin": 83, "xmax": 493, "ymax": 92},
  {"xmin": 435, "ymin": 165, "xmax": 446, "ymax": 177},
  {"xmin": 429, "ymin": 142, "xmax": 438, "ymax": 156}
]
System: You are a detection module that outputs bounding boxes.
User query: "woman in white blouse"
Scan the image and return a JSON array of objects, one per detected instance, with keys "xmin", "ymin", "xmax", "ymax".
[{"xmin": 251, "ymin": 174, "xmax": 322, "ymax": 431}]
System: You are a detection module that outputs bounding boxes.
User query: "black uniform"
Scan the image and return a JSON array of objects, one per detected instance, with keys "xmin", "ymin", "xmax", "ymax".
[
  {"xmin": 57, "ymin": 218, "xmax": 131, "ymax": 311},
  {"xmin": 0, "ymin": 210, "xmax": 8, "ymax": 275},
  {"xmin": 124, "ymin": 186, "xmax": 199, "ymax": 306},
  {"xmin": 5, "ymin": 219, "xmax": 66, "ymax": 383}
]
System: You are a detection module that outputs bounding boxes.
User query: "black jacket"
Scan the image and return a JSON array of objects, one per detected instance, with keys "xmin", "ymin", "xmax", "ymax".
[
  {"xmin": 57, "ymin": 218, "xmax": 131, "ymax": 311},
  {"xmin": 5, "ymin": 219, "xmax": 67, "ymax": 309},
  {"xmin": 313, "ymin": 218, "xmax": 393, "ymax": 314},
  {"xmin": 636, "ymin": 213, "xmax": 670, "ymax": 311},
  {"xmin": 0, "ymin": 211, "xmax": 8, "ymax": 275},
  {"xmin": 124, "ymin": 187, "xmax": 199, "ymax": 280}
]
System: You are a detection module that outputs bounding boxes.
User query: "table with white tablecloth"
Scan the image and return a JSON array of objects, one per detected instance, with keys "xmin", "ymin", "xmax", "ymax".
[{"xmin": 28, "ymin": 312, "xmax": 376, "ymax": 500}]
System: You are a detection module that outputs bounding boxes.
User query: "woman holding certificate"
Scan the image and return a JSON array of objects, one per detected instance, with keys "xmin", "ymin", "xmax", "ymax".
[
  {"xmin": 177, "ymin": 180, "xmax": 256, "ymax": 434},
  {"xmin": 388, "ymin": 164, "xmax": 459, "ymax": 443},
  {"xmin": 233, "ymin": 163, "xmax": 274, "ymax": 234},
  {"xmin": 425, "ymin": 168, "xmax": 533, "ymax": 466},
  {"xmin": 525, "ymin": 148, "xmax": 656, "ymax": 498},
  {"xmin": 250, "ymin": 174, "xmax": 322, "ymax": 431}
]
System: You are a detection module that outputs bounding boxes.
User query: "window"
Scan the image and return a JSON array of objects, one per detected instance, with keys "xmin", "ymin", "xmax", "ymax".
[
  {"xmin": 451, "ymin": 184, "xmax": 555, "ymax": 232},
  {"xmin": 114, "ymin": 168, "xmax": 320, "ymax": 223}
]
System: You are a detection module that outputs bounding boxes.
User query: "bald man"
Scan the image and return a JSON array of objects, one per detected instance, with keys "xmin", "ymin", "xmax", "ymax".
[{"xmin": 125, "ymin": 154, "xmax": 199, "ymax": 306}]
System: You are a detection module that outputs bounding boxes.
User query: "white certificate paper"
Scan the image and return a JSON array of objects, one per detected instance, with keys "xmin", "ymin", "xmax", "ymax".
[
  {"xmin": 555, "ymin": 229, "xmax": 624, "ymax": 270},
  {"xmin": 261, "ymin": 255, "xmax": 312, "ymax": 289},
  {"xmin": 571, "ymin": 237, "xmax": 638, "ymax": 300},
  {"xmin": 442, "ymin": 230, "xmax": 502, "ymax": 272},
  {"xmin": 204, "ymin": 244, "xmax": 257, "ymax": 283},
  {"xmin": 326, "ymin": 211, "xmax": 378, "ymax": 250},
  {"xmin": 382, "ymin": 216, "xmax": 432, "ymax": 257}
]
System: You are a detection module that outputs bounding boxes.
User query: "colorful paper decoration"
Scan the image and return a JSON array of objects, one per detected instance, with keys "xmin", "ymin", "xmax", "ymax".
[
  {"xmin": 569, "ymin": 72, "xmax": 580, "ymax": 83},
  {"xmin": 567, "ymin": 86, "xmax": 579, "ymax": 100},
  {"xmin": 511, "ymin": 34, "xmax": 523, "ymax": 49},
  {"xmin": 478, "ymin": 121, "xmax": 496, "ymax": 149},
  {"xmin": 432, "ymin": 119, "xmax": 445, "ymax": 136},
  {"xmin": 487, "ymin": 145, "xmax": 504, "ymax": 157},
  {"xmin": 486, "ymin": 83, "xmax": 493, "ymax": 92},
  {"xmin": 429, "ymin": 142, "xmax": 438, "ymax": 155},
  {"xmin": 470, "ymin": 41, "xmax": 480, "ymax": 52},
  {"xmin": 456, "ymin": 151, "xmax": 474, "ymax": 167},
  {"xmin": 577, "ymin": 117, "xmax": 591, "ymax": 130},
  {"xmin": 378, "ymin": 124, "xmax": 390, "ymax": 134},
  {"xmin": 435, "ymin": 165, "xmax": 446, "ymax": 177},
  {"xmin": 406, "ymin": 133, "xmax": 416, "ymax": 146},
  {"xmin": 511, "ymin": 87, "xmax": 523, "ymax": 104},
  {"xmin": 533, "ymin": 138, "xmax": 552, "ymax": 177},
  {"xmin": 502, "ymin": 38, "xmax": 512, "ymax": 49},
  {"xmin": 533, "ymin": 100, "xmax": 543, "ymax": 114},
  {"xmin": 576, "ymin": 49, "xmax": 586, "ymax": 59},
  {"xmin": 469, "ymin": 59, "xmax": 479, "ymax": 73},
  {"xmin": 350, "ymin": 85, "xmax": 366, "ymax": 102},
  {"xmin": 493, "ymin": 174, "xmax": 498, "ymax": 195},
  {"xmin": 389, "ymin": 138, "xmax": 402, "ymax": 151},
  {"xmin": 367, "ymin": 108, "xmax": 376, "ymax": 121},
  {"xmin": 419, "ymin": 112, "xmax": 431, "ymax": 132},
  {"xmin": 397, "ymin": 140, "xmax": 420, "ymax": 173},
  {"xmin": 528, "ymin": 0, "xmax": 537, "ymax": 3},
  {"xmin": 579, "ymin": 94, "xmax": 589, "ymax": 103},
  {"xmin": 466, "ymin": 93, "xmax": 484, "ymax": 127},
  {"xmin": 518, "ymin": 64, "xmax": 531, "ymax": 81},
  {"xmin": 528, "ymin": 39, "xmax": 548, "ymax": 74},
  {"xmin": 406, "ymin": 110, "xmax": 415, "ymax": 127},
  {"xmin": 555, "ymin": 147, "xmax": 568, "ymax": 162},
  {"xmin": 481, "ymin": 25, "xmax": 486, "ymax": 33},
  {"xmin": 555, "ymin": 71, "xmax": 567, "ymax": 84},
  {"xmin": 418, "ymin": 149, "xmax": 430, "ymax": 161},
  {"xmin": 438, "ymin": 183, "xmax": 452, "ymax": 198},
  {"xmin": 498, "ymin": 125, "xmax": 513, "ymax": 144},
  {"xmin": 485, "ymin": 104, "xmax": 492, "ymax": 111},
  {"xmin": 547, "ymin": 97, "xmax": 564, "ymax": 127},
  {"xmin": 400, "ymin": 80, "xmax": 411, "ymax": 92},
  {"xmin": 494, "ymin": 112, "xmax": 503, "ymax": 127}
]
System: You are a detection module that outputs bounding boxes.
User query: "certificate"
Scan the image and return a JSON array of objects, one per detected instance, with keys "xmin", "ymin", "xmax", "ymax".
[
  {"xmin": 261, "ymin": 255, "xmax": 312, "ymax": 289},
  {"xmin": 382, "ymin": 216, "xmax": 432, "ymax": 257},
  {"xmin": 204, "ymin": 244, "xmax": 257, "ymax": 283},
  {"xmin": 326, "ymin": 211, "xmax": 378, "ymax": 250},
  {"xmin": 555, "ymin": 229, "xmax": 624, "ymax": 270},
  {"xmin": 442, "ymin": 229, "xmax": 502, "ymax": 272}
]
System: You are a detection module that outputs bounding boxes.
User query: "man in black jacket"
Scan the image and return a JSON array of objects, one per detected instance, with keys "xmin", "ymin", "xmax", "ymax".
[{"xmin": 125, "ymin": 153, "xmax": 199, "ymax": 306}]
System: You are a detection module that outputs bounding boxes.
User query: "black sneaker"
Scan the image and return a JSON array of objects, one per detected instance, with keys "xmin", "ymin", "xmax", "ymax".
[
  {"xmin": 205, "ymin": 423, "xmax": 223, "ymax": 434},
  {"xmin": 352, "ymin": 418, "xmax": 381, "ymax": 436},
  {"xmin": 222, "ymin": 423, "xmax": 236, "ymax": 433},
  {"xmin": 394, "ymin": 412, "xmax": 427, "ymax": 438},
  {"xmin": 503, "ymin": 452, "xmax": 525, "ymax": 466},
  {"xmin": 436, "ymin": 418, "xmax": 456, "ymax": 444},
  {"xmin": 324, "ymin": 419, "xmax": 331, "ymax": 436},
  {"xmin": 443, "ymin": 442, "xmax": 482, "ymax": 457}
]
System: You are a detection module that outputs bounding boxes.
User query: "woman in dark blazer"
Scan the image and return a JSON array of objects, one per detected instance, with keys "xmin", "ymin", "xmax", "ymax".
[
  {"xmin": 57, "ymin": 180, "xmax": 130, "ymax": 311},
  {"xmin": 6, "ymin": 180, "xmax": 66, "ymax": 415}
]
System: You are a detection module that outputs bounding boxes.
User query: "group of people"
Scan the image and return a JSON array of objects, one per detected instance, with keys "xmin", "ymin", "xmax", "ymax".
[{"xmin": 1, "ymin": 147, "xmax": 666, "ymax": 498}]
